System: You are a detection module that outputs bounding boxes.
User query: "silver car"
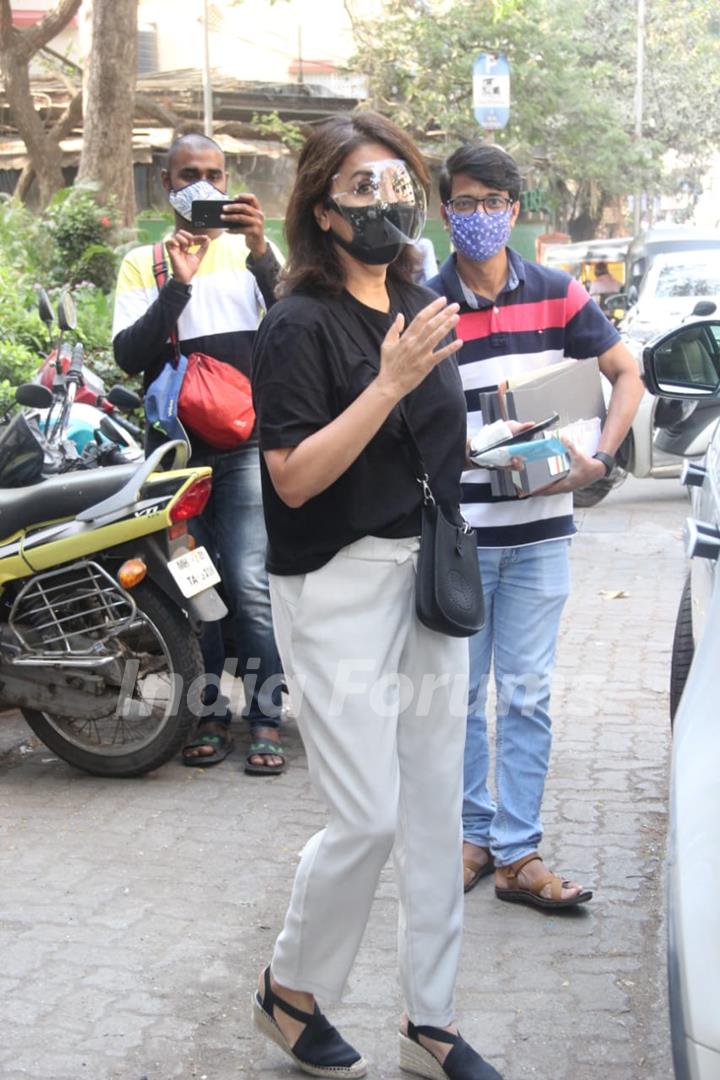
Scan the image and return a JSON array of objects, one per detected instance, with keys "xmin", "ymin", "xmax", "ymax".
[{"xmin": 642, "ymin": 318, "xmax": 720, "ymax": 1080}]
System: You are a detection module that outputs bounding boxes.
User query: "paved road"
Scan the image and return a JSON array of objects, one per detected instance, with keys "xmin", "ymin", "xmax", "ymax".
[{"xmin": 0, "ymin": 476, "xmax": 687, "ymax": 1080}]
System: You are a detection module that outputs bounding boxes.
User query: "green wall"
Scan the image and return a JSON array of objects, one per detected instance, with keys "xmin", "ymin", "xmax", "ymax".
[
  {"xmin": 135, "ymin": 216, "xmax": 544, "ymax": 265},
  {"xmin": 263, "ymin": 217, "xmax": 544, "ymax": 265}
]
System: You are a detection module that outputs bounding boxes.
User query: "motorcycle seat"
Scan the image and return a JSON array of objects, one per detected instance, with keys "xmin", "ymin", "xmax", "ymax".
[{"xmin": 0, "ymin": 464, "xmax": 139, "ymax": 541}]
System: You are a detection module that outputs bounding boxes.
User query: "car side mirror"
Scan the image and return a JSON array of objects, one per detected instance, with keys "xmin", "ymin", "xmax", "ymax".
[
  {"xmin": 692, "ymin": 300, "xmax": 717, "ymax": 318},
  {"xmin": 627, "ymin": 284, "xmax": 639, "ymax": 304},
  {"xmin": 643, "ymin": 320, "xmax": 720, "ymax": 399}
]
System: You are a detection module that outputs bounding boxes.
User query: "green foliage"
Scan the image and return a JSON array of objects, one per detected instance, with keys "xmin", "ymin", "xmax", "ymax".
[
  {"xmin": 0, "ymin": 191, "xmax": 118, "ymax": 408},
  {"xmin": 348, "ymin": 0, "xmax": 720, "ymax": 232},
  {"xmin": 45, "ymin": 186, "xmax": 120, "ymax": 289},
  {"xmin": 0, "ymin": 266, "xmax": 52, "ymax": 412},
  {"xmin": 0, "ymin": 194, "xmax": 55, "ymax": 280},
  {"xmin": 72, "ymin": 283, "xmax": 116, "ymax": 387},
  {"xmin": 251, "ymin": 111, "xmax": 306, "ymax": 152}
]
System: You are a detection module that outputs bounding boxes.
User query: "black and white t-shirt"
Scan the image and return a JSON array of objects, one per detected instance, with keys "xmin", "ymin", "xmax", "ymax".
[{"xmin": 252, "ymin": 281, "xmax": 467, "ymax": 575}]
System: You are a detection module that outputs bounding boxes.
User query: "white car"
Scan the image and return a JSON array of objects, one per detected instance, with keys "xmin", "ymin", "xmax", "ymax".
[
  {"xmin": 642, "ymin": 318, "xmax": 720, "ymax": 1080},
  {"xmin": 620, "ymin": 250, "xmax": 720, "ymax": 346},
  {"xmin": 575, "ymin": 253, "xmax": 720, "ymax": 507}
]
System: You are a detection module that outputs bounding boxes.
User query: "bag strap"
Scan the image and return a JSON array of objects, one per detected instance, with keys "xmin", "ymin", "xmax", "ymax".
[
  {"xmin": 397, "ymin": 401, "xmax": 436, "ymax": 507},
  {"xmin": 151, "ymin": 241, "xmax": 179, "ymax": 351}
]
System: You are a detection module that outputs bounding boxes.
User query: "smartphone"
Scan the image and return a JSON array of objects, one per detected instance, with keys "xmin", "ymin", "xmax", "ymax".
[
  {"xmin": 471, "ymin": 414, "xmax": 560, "ymax": 457},
  {"xmin": 503, "ymin": 413, "xmax": 560, "ymax": 446},
  {"xmin": 190, "ymin": 199, "xmax": 231, "ymax": 229}
]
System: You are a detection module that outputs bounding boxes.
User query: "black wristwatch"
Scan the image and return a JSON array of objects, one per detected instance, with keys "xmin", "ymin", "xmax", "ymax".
[{"xmin": 593, "ymin": 450, "xmax": 615, "ymax": 476}]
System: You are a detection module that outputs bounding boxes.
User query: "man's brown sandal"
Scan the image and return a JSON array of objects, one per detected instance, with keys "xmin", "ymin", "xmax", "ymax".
[
  {"xmin": 494, "ymin": 852, "xmax": 592, "ymax": 910},
  {"xmin": 463, "ymin": 847, "xmax": 495, "ymax": 894}
]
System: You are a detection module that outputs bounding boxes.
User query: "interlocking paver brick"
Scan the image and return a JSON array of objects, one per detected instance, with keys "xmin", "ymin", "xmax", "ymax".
[{"xmin": 0, "ymin": 477, "xmax": 686, "ymax": 1079}]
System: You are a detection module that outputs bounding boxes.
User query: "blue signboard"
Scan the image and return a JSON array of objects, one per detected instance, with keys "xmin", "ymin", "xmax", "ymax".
[{"xmin": 473, "ymin": 52, "xmax": 510, "ymax": 130}]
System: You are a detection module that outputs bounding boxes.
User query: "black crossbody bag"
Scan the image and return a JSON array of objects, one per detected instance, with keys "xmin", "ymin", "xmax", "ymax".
[
  {"xmin": 399, "ymin": 406, "xmax": 485, "ymax": 637},
  {"xmin": 325, "ymin": 295, "xmax": 485, "ymax": 638}
]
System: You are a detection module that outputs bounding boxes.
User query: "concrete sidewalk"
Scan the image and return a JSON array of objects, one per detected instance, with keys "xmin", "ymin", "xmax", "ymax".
[{"xmin": 0, "ymin": 476, "xmax": 686, "ymax": 1079}]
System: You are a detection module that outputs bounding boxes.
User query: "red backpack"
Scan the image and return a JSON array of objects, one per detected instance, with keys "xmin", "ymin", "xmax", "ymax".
[{"xmin": 151, "ymin": 242, "xmax": 255, "ymax": 450}]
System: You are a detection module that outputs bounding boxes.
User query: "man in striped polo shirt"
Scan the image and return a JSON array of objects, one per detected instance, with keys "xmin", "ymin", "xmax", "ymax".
[{"xmin": 427, "ymin": 145, "xmax": 643, "ymax": 910}]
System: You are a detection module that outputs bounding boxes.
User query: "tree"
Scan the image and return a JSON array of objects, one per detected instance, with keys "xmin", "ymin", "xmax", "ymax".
[
  {"xmin": 347, "ymin": 0, "xmax": 720, "ymax": 234},
  {"xmin": 77, "ymin": 0, "xmax": 139, "ymax": 228},
  {"xmin": 0, "ymin": 0, "xmax": 82, "ymax": 207}
]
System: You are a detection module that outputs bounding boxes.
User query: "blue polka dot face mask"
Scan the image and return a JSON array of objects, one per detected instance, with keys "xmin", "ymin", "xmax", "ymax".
[{"xmin": 446, "ymin": 206, "xmax": 513, "ymax": 262}]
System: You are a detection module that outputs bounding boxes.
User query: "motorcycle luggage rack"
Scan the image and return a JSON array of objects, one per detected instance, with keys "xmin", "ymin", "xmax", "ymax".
[{"xmin": 8, "ymin": 560, "xmax": 137, "ymax": 659}]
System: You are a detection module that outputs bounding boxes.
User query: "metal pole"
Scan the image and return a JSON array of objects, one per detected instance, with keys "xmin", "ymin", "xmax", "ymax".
[
  {"xmin": 202, "ymin": 0, "xmax": 213, "ymax": 137},
  {"xmin": 297, "ymin": 25, "xmax": 303, "ymax": 85},
  {"xmin": 633, "ymin": 0, "xmax": 645, "ymax": 234}
]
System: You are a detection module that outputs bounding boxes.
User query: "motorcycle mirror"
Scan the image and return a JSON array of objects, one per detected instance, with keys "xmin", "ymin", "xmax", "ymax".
[
  {"xmin": 99, "ymin": 416, "xmax": 126, "ymax": 446},
  {"xmin": 57, "ymin": 290, "xmax": 77, "ymax": 332},
  {"xmin": 692, "ymin": 300, "xmax": 717, "ymax": 318},
  {"xmin": 107, "ymin": 384, "xmax": 142, "ymax": 410},
  {"xmin": 15, "ymin": 383, "xmax": 53, "ymax": 409},
  {"xmin": 36, "ymin": 288, "xmax": 55, "ymax": 327}
]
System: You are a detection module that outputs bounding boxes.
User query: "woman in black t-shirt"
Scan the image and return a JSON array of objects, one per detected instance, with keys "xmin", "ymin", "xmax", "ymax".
[{"xmin": 251, "ymin": 111, "xmax": 502, "ymax": 1080}]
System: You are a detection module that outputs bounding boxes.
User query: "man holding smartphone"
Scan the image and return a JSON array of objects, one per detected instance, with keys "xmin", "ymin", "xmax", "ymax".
[
  {"xmin": 112, "ymin": 132, "xmax": 285, "ymax": 776},
  {"xmin": 427, "ymin": 144, "xmax": 643, "ymax": 909}
]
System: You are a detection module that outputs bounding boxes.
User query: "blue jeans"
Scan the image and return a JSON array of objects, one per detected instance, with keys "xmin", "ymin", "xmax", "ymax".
[
  {"xmin": 189, "ymin": 444, "xmax": 282, "ymax": 731},
  {"xmin": 463, "ymin": 539, "xmax": 570, "ymax": 866}
]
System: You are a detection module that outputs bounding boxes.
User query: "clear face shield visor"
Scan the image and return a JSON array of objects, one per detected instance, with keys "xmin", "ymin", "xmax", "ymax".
[{"xmin": 328, "ymin": 158, "xmax": 427, "ymax": 247}]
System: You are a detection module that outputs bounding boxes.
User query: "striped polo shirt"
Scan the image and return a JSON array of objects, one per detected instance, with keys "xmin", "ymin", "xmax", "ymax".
[{"xmin": 427, "ymin": 249, "xmax": 620, "ymax": 547}]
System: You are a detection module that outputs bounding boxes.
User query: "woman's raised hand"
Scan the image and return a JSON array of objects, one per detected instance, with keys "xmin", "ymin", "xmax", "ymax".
[{"xmin": 377, "ymin": 296, "xmax": 463, "ymax": 402}]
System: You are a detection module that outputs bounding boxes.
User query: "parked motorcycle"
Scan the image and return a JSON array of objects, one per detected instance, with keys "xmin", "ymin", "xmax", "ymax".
[
  {"xmin": 31, "ymin": 287, "xmax": 144, "ymax": 469},
  {"xmin": 0, "ymin": 417, "xmax": 227, "ymax": 777}
]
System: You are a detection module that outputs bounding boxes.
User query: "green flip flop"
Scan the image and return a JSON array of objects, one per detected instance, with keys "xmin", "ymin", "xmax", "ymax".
[
  {"xmin": 182, "ymin": 728, "xmax": 234, "ymax": 767},
  {"xmin": 245, "ymin": 739, "xmax": 285, "ymax": 776}
]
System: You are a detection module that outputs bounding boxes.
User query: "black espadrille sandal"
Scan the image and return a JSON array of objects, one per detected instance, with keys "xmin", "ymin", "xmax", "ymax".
[
  {"xmin": 252, "ymin": 966, "xmax": 367, "ymax": 1077},
  {"xmin": 399, "ymin": 1020, "xmax": 503, "ymax": 1080}
]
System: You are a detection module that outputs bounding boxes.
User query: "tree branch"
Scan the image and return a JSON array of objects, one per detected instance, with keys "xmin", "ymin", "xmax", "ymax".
[
  {"xmin": 12, "ymin": 89, "xmax": 81, "ymax": 201},
  {"xmin": 51, "ymin": 86, "xmax": 82, "ymax": 138},
  {"xmin": 0, "ymin": 0, "xmax": 14, "ymax": 50},
  {"xmin": 134, "ymin": 92, "xmax": 182, "ymax": 131},
  {"xmin": 13, "ymin": 160, "xmax": 35, "ymax": 201},
  {"xmin": 23, "ymin": 0, "xmax": 82, "ymax": 57},
  {"xmin": 39, "ymin": 42, "xmax": 83, "ymax": 76}
]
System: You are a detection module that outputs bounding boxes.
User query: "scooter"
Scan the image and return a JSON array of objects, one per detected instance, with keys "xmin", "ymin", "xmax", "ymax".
[{"xmin": 0, "ymin": 422, "xmax": 227, "ymax": 778}]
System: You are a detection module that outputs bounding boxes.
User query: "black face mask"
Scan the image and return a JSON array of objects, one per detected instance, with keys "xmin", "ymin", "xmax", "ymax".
[{"xmin": 329, "ymin": 203, "xmax": 418, "ymax": 266}]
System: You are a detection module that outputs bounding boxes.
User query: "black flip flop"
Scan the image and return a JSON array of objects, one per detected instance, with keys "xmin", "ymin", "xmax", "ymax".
[
  {"xmin": 182, "ymin": 729, "xmax": 234, "ymax": 767},
  {"xmin": 245, "ymin": 739, "xmax": 286, "ymax": 776}
]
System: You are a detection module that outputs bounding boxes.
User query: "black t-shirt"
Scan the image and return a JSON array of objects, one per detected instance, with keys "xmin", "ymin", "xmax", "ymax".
[{"xmin": 251, "ymin": 280, "xmax": 467, "ymax": 575}]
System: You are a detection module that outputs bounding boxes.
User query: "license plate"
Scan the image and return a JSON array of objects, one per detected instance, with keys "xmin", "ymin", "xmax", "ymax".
[{"xmin": 167, "ymin": 546, "xmax": 221, "ymax": 598}]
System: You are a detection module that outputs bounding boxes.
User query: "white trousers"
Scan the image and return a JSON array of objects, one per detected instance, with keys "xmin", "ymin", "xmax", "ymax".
[{"xmin": 268, "ymin": 535, "xmax": 468, "ymax": 1026}]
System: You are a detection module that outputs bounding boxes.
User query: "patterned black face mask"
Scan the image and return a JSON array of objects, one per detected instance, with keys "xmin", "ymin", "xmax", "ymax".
[{"xmin": 329, "ymin": 202, "xmax": 420, "ymax": 266}]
